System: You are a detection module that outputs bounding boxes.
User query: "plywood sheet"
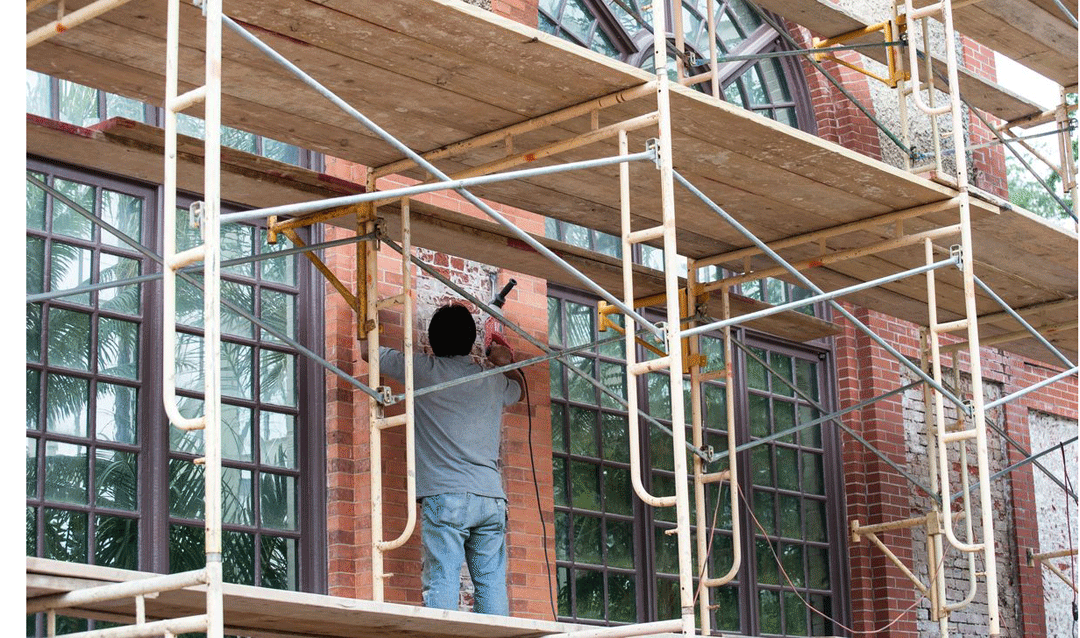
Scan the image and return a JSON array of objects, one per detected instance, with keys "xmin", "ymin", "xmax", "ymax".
[{"xmin": 24, "ymin": 0, "xmax": 1077, "ymax": 364}]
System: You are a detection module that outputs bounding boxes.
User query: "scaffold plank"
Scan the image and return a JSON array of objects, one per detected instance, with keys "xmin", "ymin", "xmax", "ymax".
[{"xmin": 24, "ymin": 0, "xmax": 1077, "ymax": 364}]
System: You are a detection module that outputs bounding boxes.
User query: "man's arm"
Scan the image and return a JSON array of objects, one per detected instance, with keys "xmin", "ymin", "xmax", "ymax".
[{"xmin": 487, "ymin": 344, "xmax": 525, "ymax": 403}]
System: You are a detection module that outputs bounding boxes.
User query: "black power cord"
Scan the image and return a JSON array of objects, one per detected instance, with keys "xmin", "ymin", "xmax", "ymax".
[{"xmin": 522, "ymin": 373, "xmax": 558, "ymax": 620}]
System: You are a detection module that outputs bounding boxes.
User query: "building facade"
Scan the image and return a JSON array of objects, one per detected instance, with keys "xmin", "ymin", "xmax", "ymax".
[{"xmin": 24, "ymin": 0, "xmax": 1077, "ymax": 636}]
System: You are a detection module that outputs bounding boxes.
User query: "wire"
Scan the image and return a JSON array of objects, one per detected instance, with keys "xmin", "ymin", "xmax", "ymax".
[
  {"xmin": 736, "ymin": 482, "xmax": 941, "ymax": 636},
  {"xmin": 522, "ymin": 372, "xmax": 558, "ymax": 620}
]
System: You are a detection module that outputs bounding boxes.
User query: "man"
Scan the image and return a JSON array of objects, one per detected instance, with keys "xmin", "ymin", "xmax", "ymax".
[{"xmin": 374, "ymin": 302, "xmax": 523, "ymax": 614}]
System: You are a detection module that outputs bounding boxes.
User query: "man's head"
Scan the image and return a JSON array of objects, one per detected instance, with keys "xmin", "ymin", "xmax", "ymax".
[{"xmin": 428, "ymin": 303, "xmax": 477, "ymax": 357}]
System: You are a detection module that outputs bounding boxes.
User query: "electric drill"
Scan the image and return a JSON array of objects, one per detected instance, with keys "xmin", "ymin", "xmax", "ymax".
[{"xmin": 484, "ymin": 279, "xmax": 517, "ymax": 356}]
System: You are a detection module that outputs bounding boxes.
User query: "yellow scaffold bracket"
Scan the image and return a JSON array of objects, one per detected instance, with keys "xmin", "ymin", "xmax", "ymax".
[
  {"xmin": 811, "ymin": 19, "xmax": 909, "ymax": 88},
  {"xmin": 597, "ymin": 289, "xmax": 708, "ymax": 373}
]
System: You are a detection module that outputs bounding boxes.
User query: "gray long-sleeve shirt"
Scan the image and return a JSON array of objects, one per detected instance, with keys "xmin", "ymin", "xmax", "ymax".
[{"xmin": 378, "ymin": 347, "xmax": 521, "ymax": 500}]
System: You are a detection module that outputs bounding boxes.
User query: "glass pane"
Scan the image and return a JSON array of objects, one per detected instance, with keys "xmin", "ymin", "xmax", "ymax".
[
  {"xmin": 796, "ymin": 358, "xmax": 818, "ymax": 400},
  {"xmin": 169, "ymin": 523, "xmax": 203, "ymax": 573},
  {"xmin": 28, "ymin": 303, "xmax": 42, "ymax": 362},
  {"xmin": 600, "ymin": 413, "xmax": 628, "ymax": 463},
  {"xmin": 95, "ymin": 449, "xmax": 137, "ymax": 510},
  {"xmin": 594, "ymin": 231, "xmax": 620, "ymax": 259},
  {"xmin": 175, "ymin": 332, "xmax": 203, "ymax": 392},
  {"xmin": 169, "ymin": 458, "xmax": 205, "ymax": 520},
  {"xmin": 45, "ymin": 441, "xmax": 88, "ymax": 505},
  {"xmin": 751, "ymin": 445, "xmax": 772, "ymax": 487},
  {"xmin": 598, "ymin": 361, "xmax": 625, "ymax": 409},
  {"xmin": 43, "ymin": 508, "xmax": 88, "ymax": 562},
  {"xmin": 567, "ymin": 355, "xmax": 596, "ymax": 405},
  {"xmin": 260, "ymin": 411, "xmax": 296, "ymax": 469},
  {"xmin": 222, "ymin": 127, "xmax": 257, "ymax": 153},
  {"xmin": 589, "ymin": 28, "xmax": 618, "ymax": 56},
  {"xmin": 105, "ymin": 92, "xmax": 146, "ymax": 122},
  {"xmin": 96, "ymin": 383, "xmax": 138, "ymax": 444},
  {"xmin": 99, "ymin": 189, "xmax": 142, "ymax": 247},
  {"xmin": 551, "ymin": 402, "xmax": 566, "ymax": 452},
  {"xmin": 222, "ymin": 281, "xmax": 254, "ymax": 338},
  {"xmin": 713, "ymin": 584, "xmax": 740, "ymax": 632},
  {"xmin": 260, "ymin": 350, "xmax": 296, "ymax": 406},
  {"xmin": 262, "ymin": 139, "xmax": 302, "ymax": 167},
  {"xmin": 653, "ymin": 526, "xmax": 679, "ymax": 574},
  {"xmin": 260, "ymin": 229, "xmax": 297, "ymax": 285},
  {"xmin": 549, "ymin": 359, "xmax": 565, "ymax": 400},
  {"xmin": 800, "ymin": 405, "xmax": 822, "ymax": 447},
  {"xmin": 553, "ymin": 457, "xmax": 567, "ymax": 507},
  {"xmin": 58, "ymin": 80, "xmax": 100, "ymax": 126},
  {"xmin": 573, "ymin": 514, "xmax": 602, "ymax": 564},
  {"xmin": 223, "ymin": 467, "xmax": 253, "ymax": 526},
  {"xmin": 647, "ymin": 372, "xmax": 672, "ymax": 421},
  {"xmin": 50, "ymin": 242, "xmax": 93, "ymax": 306},
  {"xmin": 808, "ymin": 545, "xmax": 830, "ymax": 589},
  {"xmin": 27, "ymin": 506, "xmax": 37, "ymax": 556},
  {"xmin": 99, "ymin": 253, "xmax": 141, "ymax": 315},
  {"xmin": 575, "ymin": 569, "xmax": 604, "ymax": 619},
  {"xmin": 260, "ymin": 289, "xmax": 296, "ymax": 344},
  {"xmin": 607, "ymin": 573, "xmax": 636, "ymax": 622},
  {"xmin": 49, "ymin": 308, "xmax": 91, "ymax": 371},
  {"xmin": 570, "ymin": 460, "xmax": 600, "ymax": 511},
  {"xmin": 223, "ymin": 530, "xmax": 255, "ymax": 585},
  {"xmin": 774, "ymin": 401, "xmax": 796, "ymax": 443},
  {"xmin": 27, "ymin": 236, "xmax": 45, "ymax": 295},
  {"xmin": 171, "ymin": 397, "xmax": 204, "ymax": 455},
  {"xmin": 547, "ymin": 296, "xmax": 563, "ymax": 347},
  {"xmin": 52, "ymin": 178, "xmax": 95, "ymax": 240},
  {"xmin": 781, "ymin": 542, "xmax": 804, "ymax": 586},
  {"xmin": 777, "ymin": 447, "xmax": 799, "ymax": 491},
  {"xmin": 744, "ymin": 66, "xmax": 768, "ymax": 107},
  {"xmin": 261, "ymin": 472, "xmax": 298, "ymax": 531},
  {"xmin": 810, "ymin": 594, "xmax": 833, "ymax": 636},
  {"xmin": 650, "ymin": 424, "xmax": 674, "ymax": 472},
  {"xmin": 27, "ymin": 369, "xmax": 41, "ymax": 430},
  {"xmin": 756, "ymin": 538, "xmax": 779, "ymax": 585},
  {"xmin": 26, "ymin": 71, "xmax": 51, "ymax": 118},
  {"xmin": 771, "ymin": 353, "xmax": 794, "ymax": 397},
  {"xmin": 766, "ymin": 278, "xmax": 786, "ymax": 305},
  {"xmin": 222, "ymin": 341, "xmax": 253, "ymax": 400},
  {"xmin": 176, "ymin": 113, "xmax": 205, "ymax": 139},
  {"xmin": 753, "ymin": 490, "xmax": 775, "ymax": 534},
  {"xmin": 749, "ymin": 393, "xmax": 769, "ymax": 437},
  {"xmin": 26, "ymin": 438, "xmax": 38, "ymax": 497},
  {"xmin": 555, "ymin": 512, "xmax": 570, "ymax": 561},
  {"xmin": 605, "ymin": 518, "xmax": 633, "ymax": 568},
  {"xmin": 556, "ymin": 565, "xmax": 570, "ymax": 616},
  {"xmin": 568, "ymin": 407, "xmax": 597, "ymax": 457},
  {"xmin": 655, "ymin": 577, "xmax": 679, "ymax": 620},
  {"xmin": 261, "ymin": 535, "xmax": 299, "ymax": 590},
  {"xmin": 47, "ymin": 373, "xmax": 89, "ymax": 437},
  {"xmin": 223, "ymin": 404, "xmax": 253, "ymax": 462},
  {"xmin": 603, "ymin": 467, "xmax": 632, "ymax": 516},
  {"xmin": 221, "ymin": 225, "xmax": 254, "ymax": 277},
  {"xmin": 802, "ymin": 452, "xmax": 824, "ymax": 495},
  {"xmin": 95, "ymin": 514, "xmax": 138, "ymax": 570},
  {"xmin": 565, "ymin": 302, "xmax": 594, "ymax": 348},
  {"xmin": 98, "ymin": 317, "xmax": 139, "ymax": 379},
  {"xmin": 785, "ymin": 591, "xmax": 808, "ymax": 635},
  {"xmin": 747, "ymin": 347, "xmax": 767, "ymax": 390},
  {"xmin": 805, "ymin": 498, "xmax": 828, "ymax": 543}
]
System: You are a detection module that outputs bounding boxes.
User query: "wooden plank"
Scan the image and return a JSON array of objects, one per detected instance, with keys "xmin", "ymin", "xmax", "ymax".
[
  {"xmin": 752, "ymin": 0, "xmax": 1046, "ymax": 122},
  {"xmin": 26, "ymin": 558, "xmax": 592, "ymax": 638}
]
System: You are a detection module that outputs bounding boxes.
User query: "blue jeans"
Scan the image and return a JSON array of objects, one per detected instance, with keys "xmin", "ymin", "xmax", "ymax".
[{"xmin": 420, "ymin": 493, "xmax": 508, "ymax": 615}]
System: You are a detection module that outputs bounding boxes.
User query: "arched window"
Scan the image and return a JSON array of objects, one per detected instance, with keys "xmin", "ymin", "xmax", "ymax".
[{"xmin": 538, "ymin": 0, "xmax": 814, "ymax": 132}]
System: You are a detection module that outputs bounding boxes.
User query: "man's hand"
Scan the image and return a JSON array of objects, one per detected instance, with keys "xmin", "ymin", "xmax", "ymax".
[{"xmin": 487, "ymin": 343, "xmax": 514, "ymax": 367}]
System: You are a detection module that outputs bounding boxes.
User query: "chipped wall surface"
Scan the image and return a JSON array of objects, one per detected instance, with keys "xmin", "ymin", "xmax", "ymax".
[
  {"xmin": 901, "ymin": 369, "xmax": 1023, "ymax": 636},
  {"xmin": 1029, "ymin": 410, "xmax": 1079, "ymax": 638}
]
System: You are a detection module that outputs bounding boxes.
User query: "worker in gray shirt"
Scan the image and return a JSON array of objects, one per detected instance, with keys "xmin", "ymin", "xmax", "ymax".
[{"xmin": 375, "ymin": 303, "xmax": 523, "ymax": 614}]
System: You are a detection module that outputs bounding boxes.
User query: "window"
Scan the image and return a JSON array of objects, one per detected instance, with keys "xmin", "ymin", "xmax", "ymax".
[
  {"xmin": 548, "ymin": 287, "xmax": 847, "ymax": 635},
  {"xmin": 26, "ymin": 161, "xmax": 325, "ymax": 634},
  {"xmin": 26, "ymin": 70, "xmax": 322, "ymax": 170},
  {"xmin": 537, "ymin": 0, "xmax": 814, "ymax": 132}
]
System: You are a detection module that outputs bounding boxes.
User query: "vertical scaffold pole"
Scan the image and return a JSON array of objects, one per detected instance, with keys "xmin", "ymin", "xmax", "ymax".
[{"xmin": 647, "ymin": 1, "xmax": 696, "ymax": 632}]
